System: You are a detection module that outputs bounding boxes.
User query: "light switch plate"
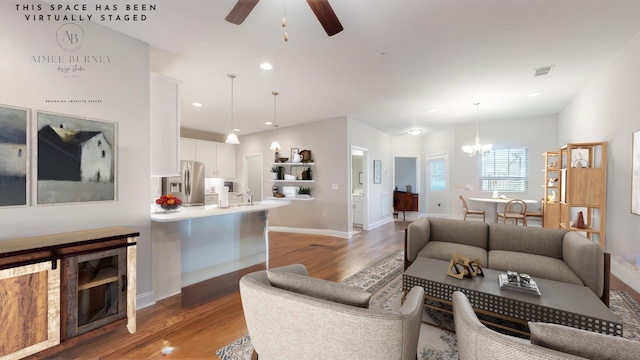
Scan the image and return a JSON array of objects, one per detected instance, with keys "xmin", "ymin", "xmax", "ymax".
[{"xmin": 332, "ymin": 183, "xmax": 339, "ymax": 190}]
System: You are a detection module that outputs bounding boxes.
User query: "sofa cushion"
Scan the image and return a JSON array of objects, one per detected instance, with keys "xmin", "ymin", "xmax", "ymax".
[
  {"xmin": 529, "ymin": 322, "xmax": 640, "ymax": 360},
  {"xmin": 417, "ymin": 241, "xmax": 488, "ymax": 267},
  {"xmin": 266, "ymin": 270, "xmax": 371, "ymax": 308},
  {"xmin": 489, "ymin": 223, "xmax": 566, "ymax": 259},
  {"xmin": 428, "ymin": 217, "xmax": 489, "ymax": 249},
  {"xmin": 489, "ymin": 250, "xmax": 584, "ymax": 286}
]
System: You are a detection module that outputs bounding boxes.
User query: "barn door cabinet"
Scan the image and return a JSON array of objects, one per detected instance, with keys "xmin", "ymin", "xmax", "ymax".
[{"xmin": 0, "ymin": 227, "xmax": 138, "ymax": 359}]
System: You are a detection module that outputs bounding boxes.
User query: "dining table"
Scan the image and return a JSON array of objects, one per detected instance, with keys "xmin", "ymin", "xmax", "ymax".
[{"xmin": 468, "ymin": 197, "xmax": 538, "ymax": 223}]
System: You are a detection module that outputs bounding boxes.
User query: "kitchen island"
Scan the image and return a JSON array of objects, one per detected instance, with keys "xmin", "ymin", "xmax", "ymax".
[{"xmin": 150, "ymin": 200, "xmax": 289, "ymax": 307}]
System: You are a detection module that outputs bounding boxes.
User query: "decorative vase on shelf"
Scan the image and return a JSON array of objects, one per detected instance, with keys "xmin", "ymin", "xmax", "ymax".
[
  {"xmin": 576, "ymin": 211, "xmax": 586, "ymax": 229},
  {"xmin": 550, "ymin": 191, "xmax": 557, "ymax": 202}
]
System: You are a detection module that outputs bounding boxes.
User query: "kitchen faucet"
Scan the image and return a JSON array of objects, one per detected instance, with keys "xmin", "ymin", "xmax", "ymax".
[{"xmin": 236, "ymin": 189, "xmax": 253, "ymax": 206}]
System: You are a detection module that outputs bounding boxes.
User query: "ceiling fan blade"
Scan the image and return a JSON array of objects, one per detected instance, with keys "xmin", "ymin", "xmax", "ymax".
[
  {"xmin": 225, "ymin": 0, "xmax": 260, "ymax": 25},
  {"xmin": 306, "ymin": 0, "xmax": 344, "ymax": 36}
]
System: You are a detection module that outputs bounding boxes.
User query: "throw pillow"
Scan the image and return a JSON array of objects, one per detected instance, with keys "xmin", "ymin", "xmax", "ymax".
[
  {"xmin": 529, "ymin": 322, "xmax": 640, "ymax": 360},
  {"xmin": 267, "ymin": 270, "xmax": 371, "ymax": 308}
]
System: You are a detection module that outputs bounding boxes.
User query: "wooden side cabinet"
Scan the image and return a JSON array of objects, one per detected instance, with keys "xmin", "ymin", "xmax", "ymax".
[{"xmin": 0, "ymin": 226, "xmax": 138, "ymax": 359}]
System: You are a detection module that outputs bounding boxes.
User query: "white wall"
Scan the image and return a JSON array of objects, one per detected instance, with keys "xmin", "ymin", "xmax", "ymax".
[
  {"xmin": 559, "ymin": 31, "xmax": 640, "ymax": 293},
  {"xmin": 236, "ymin": 117, "xmax": 350, "ymax": 236},
  {"xmin": 0, "ymin": 4, "xmax": 152, "ymax": 307}
]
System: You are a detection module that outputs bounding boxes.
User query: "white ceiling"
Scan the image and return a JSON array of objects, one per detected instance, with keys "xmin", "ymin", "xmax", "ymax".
[{"xmin": 93, "ymin": 0, "xmax": 640, "ymax": 136}]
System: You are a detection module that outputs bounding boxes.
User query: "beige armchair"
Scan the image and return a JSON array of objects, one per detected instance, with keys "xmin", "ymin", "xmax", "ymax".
[
  {"xmin": 452, "ymin": 291, "xmax": 640, "ymax": 360},
  {"xmin": 239, "ymin": 264, "xmax": 425, "ymax": 360}
]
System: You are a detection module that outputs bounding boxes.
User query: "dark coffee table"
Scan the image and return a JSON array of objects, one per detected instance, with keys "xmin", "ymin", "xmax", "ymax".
[{"xmin": 403, "ymin": 257, "xmax": 622, "ymax": 336}]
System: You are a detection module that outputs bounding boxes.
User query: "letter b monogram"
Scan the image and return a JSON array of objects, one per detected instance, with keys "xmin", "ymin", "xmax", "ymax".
[{"xmin": 56, "ymin": 23, "xmax": 84, "ymax": 51}]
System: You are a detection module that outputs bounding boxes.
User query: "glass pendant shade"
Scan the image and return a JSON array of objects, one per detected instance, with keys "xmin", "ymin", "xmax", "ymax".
[
  {"xmin": 269, "ymin": 140, "xmax": 281, "ymax": 151},
  {"xmin": 226, "ymin": 133, "xmax": 240, "ymax": 145}
]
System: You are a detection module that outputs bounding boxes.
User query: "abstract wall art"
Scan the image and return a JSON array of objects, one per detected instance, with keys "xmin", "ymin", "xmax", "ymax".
[
  {"xmin": 0, "ymin": 104, "xmax": 29, "ymax": 206},
  {"xmin": 36, "ymin": 112, "xmax": 117, "ymax": 205}
]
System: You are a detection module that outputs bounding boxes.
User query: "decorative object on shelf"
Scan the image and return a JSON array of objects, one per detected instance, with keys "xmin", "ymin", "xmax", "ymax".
[
  {"xmin": 373, "ymin": 159, "xmax": 381, "ymax": 184},
  {"xmin": 461, "ymin": 102, "xmax": 493, "ymax": 157},
  {"xmin": 633, "ymin": 130, "xmax": 640, "ymax": 215},
  {"xmin": 576, "ymin": 211, "xmax": 586, "ymax": 229},
  {"xmin": 300, "ymin": 149, "xmax": 312, "ymax": 162},
  {"xmin": 301, "ymin": 167, "xmax": 312, "ymax": 180},
  {"xmin": 270, "ymin": 166, "xmax": 278, "ymax": 179},
  {"xmin": 155, "ymin": 193, "xmax": 182, "ymax": 211},
  {"xmin": 225, "ymin": 74, "xmax": 240, "ymax": 145},
  {"xmin": 549, "ymin": 190, "xmax": 557, "ymax": 202},
  {"xmin": 277, "ymin": 166, "xmax": 285, "ymax": 180},
  {"xmin": 272, "ymin": 185, "xmax": 284, "ymax": 198},
  {"xmin": 291, "ymin": 148, "xmax": 301, "ymax": 162},
  {"xmin": 278, "ymin": 157, "xmax": 289, "ymax": 163},
  {"xmin": 571, "ymin": 149, "xmax": 589, "ymax": 168},
  {"xmin": 269, "ymin": 91, "xmax": 281, "ymax": 152},
  {"xmin": 298, "ymin": 187, "xmax": 312, "ymax": 198},
  {"xmin": 406, "ymin": 184, "xmax": 412, "ymax": 193},
  {"xmin": 547, "ymin": 177, "xmax": 558, "ymax": 186}
]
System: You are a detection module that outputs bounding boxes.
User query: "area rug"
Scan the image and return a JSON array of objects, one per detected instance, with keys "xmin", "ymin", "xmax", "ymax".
[{"xmin": 216, "ymin": 250, "xmax": 640, "ymax": 360}]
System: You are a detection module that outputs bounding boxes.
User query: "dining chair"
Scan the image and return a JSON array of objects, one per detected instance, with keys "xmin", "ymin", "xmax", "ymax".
[
  {"xmin": 496, "ymin": 199, "xmax": 528, "ymax": 226},
  {"xmin": 459, "ymin": 195, "xmax": 485, "ymax": 222},
  {"xmin": 525, "ymin": 198, "xmax": 544, "ymax": 225}
]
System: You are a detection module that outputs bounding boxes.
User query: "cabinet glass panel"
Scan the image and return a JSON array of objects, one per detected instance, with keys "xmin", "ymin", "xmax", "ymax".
[{"xmin": 77, "ymin": 254, "xmax": 120, "ymax": 327}]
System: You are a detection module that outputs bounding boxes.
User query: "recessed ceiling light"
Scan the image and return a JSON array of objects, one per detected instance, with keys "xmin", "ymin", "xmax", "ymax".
[
  {"xmin": 408, "ymin": 129, "xmax": 422, "ymax": 136},
  {"xmin": 192, "ymin": 102, "xmax": 202, "ymax": 107},
  {"xmin": 234, "ymin": 128, "xmax": 241, "ymax": 132},
  {"xmin": 528, "ymin": 92, "xmax": 541, "ymax": 97},
  {"xmin": 264, "ymin": 121, "xmax": 273, "ymax": 125},
  {"xmin": 429, "ymin": 109, "xmax": 438, "ymax": 113},
  {"xmin": 260, "ymin": 63, "xmax": 273, "ymax": 70}
]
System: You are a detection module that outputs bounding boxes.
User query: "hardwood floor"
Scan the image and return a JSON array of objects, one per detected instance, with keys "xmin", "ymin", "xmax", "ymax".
[
  {"xmin": 30, "ymin": 220, "xmax": 639, "ymax": 359},
  {"xmin": 33, "ymin": 221, "xmax": 408, "ymax": 360}
]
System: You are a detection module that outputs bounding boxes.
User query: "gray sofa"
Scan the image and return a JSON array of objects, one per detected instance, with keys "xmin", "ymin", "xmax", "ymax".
[
  {"xmin": 453, "ymin": 291, "xmax": 640, "ymax": 359},
  {"xmin": 405, "ymin": 217, "xmax": 609, "ymax": 304}
]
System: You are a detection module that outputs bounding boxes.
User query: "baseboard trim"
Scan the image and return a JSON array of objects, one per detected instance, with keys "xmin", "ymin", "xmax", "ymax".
[
  {"xmin": 611, "ymin": 260, "xmax": 640, "ymax": 295},
  {"xmin": 268, "ymin": 226, "xmax": 350, "ymax": 239},
  {"xmin": 366, "ymin": 217, "xmax": 395, "ymax": 230},
  {"xmin": 136, "ymin": 291, "xmax": 156, "ymax": 310}
]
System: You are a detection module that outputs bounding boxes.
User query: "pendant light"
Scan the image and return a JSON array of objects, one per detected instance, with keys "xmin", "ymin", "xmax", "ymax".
[
  {"xmin": 225, "ymin": 73, "xmax": 240, "ymax": 145},
  {"xmin": 461, "ymin": 102, "xmax": 492, "ymax": 157},
  {"xmin": 269, "ymin": 91, "xmax": 281, "ymax": 151}
]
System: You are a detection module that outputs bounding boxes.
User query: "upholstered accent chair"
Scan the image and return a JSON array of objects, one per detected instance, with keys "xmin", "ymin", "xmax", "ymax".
[
  {"xmin": 239, "ymin": 264, "xmax": 425, "ymax": 360},
  {"xmin": 452, "ymin": 291, "xmax": 640, "ymax": 360},
  {"xmin": 459, "ymin": 195, "xmax": 485, "ymax": 222}
]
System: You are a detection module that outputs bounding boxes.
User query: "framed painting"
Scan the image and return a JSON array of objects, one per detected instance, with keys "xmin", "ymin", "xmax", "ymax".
[
  {"xmin": 0, "ymin": 104, "xmax": 30, "ymax": 207},
  {"xmin": 632, "ymin": 130, "xmax": 640, "ymax": 215},
  {"xmin": 373, "ymin": 160, "xmax": 381, "ymax": 184},
  {"xmin": 35, "ymin": 111, "xmax": 117, "ymax": 205}
]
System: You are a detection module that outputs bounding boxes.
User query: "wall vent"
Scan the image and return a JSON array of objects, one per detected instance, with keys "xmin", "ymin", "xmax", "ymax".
[{"xmin": 534, "ymin": 65, "xmax": 555, "ymax": 77}]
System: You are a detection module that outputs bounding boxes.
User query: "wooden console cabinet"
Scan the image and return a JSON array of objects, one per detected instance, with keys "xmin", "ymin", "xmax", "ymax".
[
  {"xmin": 393, "ymin": 191, "xmax": 418, "ymax": 221},
  {"xmin": 0, "ymin": 227, "xmax": 138, "ymax": 359}
]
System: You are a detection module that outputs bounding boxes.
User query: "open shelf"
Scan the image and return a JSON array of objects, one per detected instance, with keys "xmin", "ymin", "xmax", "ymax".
[
  {"xmin": 266, "ymin": 196, "xmax": 314, "ymax": 201},
  {"xmin": 78, "ymin": 266, "xmax": 118, "ymax": 291},
  {"xmin": 271, "ymin": 162, "xmax": 315, "ymax": 166}
]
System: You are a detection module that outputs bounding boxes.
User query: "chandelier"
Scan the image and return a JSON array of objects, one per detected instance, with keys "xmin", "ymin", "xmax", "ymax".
[{"xmin": 461, "ymin": 102, "xmax": 492, "ymax": 157}]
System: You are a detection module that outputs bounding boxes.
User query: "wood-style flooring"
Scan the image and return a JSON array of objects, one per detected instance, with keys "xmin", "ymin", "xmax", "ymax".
[{"xmin": 31, "ymin": 220, "xmax": 639, "ymax": 359}]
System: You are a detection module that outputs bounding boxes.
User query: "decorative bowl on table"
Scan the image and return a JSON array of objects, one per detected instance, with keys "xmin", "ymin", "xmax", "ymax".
[{"xmin": 155, "ymin": 194, "xmax": 182, "ymax": 212}]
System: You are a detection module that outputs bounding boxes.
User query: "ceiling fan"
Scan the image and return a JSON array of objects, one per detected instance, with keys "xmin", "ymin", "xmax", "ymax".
[{"xmin": 225, "ymin": 0, "xmax": 344, "ymax": 37}]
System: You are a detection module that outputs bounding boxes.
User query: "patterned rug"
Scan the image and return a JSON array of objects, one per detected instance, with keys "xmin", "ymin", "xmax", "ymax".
[{"xmin": 216, "ymin": 250, "xmax": 640, "ymax": 360}]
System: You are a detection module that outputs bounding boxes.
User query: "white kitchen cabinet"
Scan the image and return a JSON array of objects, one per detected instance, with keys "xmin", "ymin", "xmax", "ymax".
[
  {"xmin": 150, "ymin": 74, "xmax": 181, "ymax": 177},
  {"xmin": 179, "ymin": 137, "xmax": 235, "ymax": 178},
  {"xmin": 353, "ymin": 194, "xmax": 364, "ymax": 225}
]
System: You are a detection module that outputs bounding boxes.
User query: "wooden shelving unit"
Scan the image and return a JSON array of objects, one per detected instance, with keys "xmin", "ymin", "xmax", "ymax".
[
  {"xmin": 542, "ymin": 151, "xmax": 560, "ymax": 228},
  {"xmin": 558, "ymin": 142, "xmax": 607, "ymax": 248}
]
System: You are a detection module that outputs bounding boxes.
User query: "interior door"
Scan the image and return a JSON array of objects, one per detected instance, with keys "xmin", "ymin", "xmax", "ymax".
[{"xmin": 426, "ymin": 154, "xmax": 449, "ymax": 215}]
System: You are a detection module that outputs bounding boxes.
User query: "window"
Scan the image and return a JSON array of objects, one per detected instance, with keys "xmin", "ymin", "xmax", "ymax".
[
  {"xmin": 479, "ymin": 147, "xmax": 528, "ymax": 192},
  {"xmin": 429, "ymin": 158, "xmax": 446, "ymax": 191}
]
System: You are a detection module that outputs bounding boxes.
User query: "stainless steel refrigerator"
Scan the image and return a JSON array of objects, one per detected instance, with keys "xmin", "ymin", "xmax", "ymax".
[{"xmin": 162, "ymin": 160, "xmax": 205, "ymax": 206}]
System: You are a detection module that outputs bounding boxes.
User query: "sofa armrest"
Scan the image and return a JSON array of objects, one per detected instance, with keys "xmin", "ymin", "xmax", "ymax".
[
  {"xmin": 562, "ymin": 232, "xmax": 604, "ymax": 298},
  {"xmin": 405, "ymin": 218, "xmax": 430, "ymax": 268}
]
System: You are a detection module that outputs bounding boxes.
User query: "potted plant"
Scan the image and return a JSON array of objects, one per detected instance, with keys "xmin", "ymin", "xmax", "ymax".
[
  {"xmin": 270, "ymin": 166, "xmax": 278, "ymax": 179},
  {"xmin": 298, "ymin": 187, "xmax": 312, "ymax": 198}
]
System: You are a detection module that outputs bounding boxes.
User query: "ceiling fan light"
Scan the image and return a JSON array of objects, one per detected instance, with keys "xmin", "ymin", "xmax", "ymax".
[
  {"xmin": 225, "ymin": 133, "xmax": 240, "ymax": 144},
  {"xmin": 270, "ymin": 140, "xmax": 281, "ymax": 151}
]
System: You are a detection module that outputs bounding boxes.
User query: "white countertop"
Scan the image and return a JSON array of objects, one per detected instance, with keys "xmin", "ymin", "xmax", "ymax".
[{"xmin": 150, "ymin": 200, "xmax": 290, "ymax": 222}]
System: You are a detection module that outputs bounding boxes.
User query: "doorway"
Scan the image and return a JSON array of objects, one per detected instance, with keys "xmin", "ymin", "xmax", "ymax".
[
  {"xmin": 393, "ymin": 156, "xmax": 419, "ymax": 221},
  {"xmin": 426, "ymin": 153, "xmax": 449, "ymax": 216},
  {"xmin": 350, "ymin": 146, "xmax": 368, "ymax": 234},
  {"xmin": 244, "ymin": 154, "xmax": 263, "ymax": 202}
]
